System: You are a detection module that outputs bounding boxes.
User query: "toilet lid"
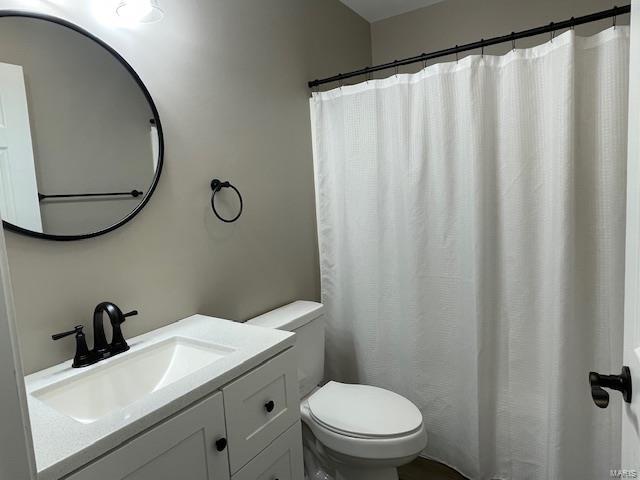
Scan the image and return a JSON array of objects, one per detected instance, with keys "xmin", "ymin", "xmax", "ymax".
[{"xmin": 307, "ymin": 381, "xmax": 423, "ymax": 438}]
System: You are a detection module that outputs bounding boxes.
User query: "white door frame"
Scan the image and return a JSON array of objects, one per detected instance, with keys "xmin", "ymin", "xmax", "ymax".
[
  {"xmin": 0, "ymin": 220, "xmax": 35, "ymax": 478},
  {"xmin": 622, "ymin": 0, "xmax": 640, "ymax": 472}
]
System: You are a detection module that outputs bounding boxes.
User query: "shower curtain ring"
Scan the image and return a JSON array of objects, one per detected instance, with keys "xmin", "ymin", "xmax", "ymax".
[
  {"xmin": 613, "ymin": 6, "xmax": 618, "ymax": 29},
  {"xmin": 395, "ymin": 62, "xmax": 399, "ymax": 77},
  {"xmin": 422, "ymin": 54, "xmax": 427, "ymax": 70},
  {"xmin": 511, "ymin": 33, "xmax": 516, "ymax": 51},
  {"xmin": 550, "ymin": 22, "xmax": 555, "ymax": 41},
  {"xmin": 455, "ymin": 46, "xmax": 459, "ymax": 63},
  {"xmin": 570, "ymin": 16, "xmax": 575, "ymax": 30},
  {"xmin": 481, "ymin": 40, "xmax": 484, "ymax": 58}
]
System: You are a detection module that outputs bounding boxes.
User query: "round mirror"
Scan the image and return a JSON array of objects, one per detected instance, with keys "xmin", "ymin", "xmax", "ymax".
[{"xmin": 0, "ymin": 12, "xmax": 163, "ymax": 240}]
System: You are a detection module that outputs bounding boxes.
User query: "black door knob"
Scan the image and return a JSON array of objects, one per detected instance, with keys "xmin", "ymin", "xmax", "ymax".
[
  {"xmin": 265, "ymin": 400, "xmax": 275, "ymax": 413},
  {"xmin": 215, "ymin": 437, "xmax": 227, "ymax": 452},
  {"xmin": 589, "ymin": 366, "xmax": 632, "ymax": 408}
]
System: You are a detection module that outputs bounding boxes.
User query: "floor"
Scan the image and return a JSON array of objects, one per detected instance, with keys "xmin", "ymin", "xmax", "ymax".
[{"xmin": 399, "ymin": 457, "xmax": 468, "ymax": 480}]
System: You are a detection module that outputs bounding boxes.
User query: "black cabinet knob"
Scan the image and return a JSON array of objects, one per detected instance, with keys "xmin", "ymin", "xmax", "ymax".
[
  {"xmin": 215, "ymin": 437, "xmax": 227, "ymax": 452},
  {"xmin": 265, "ymin": 400, "xmax": 275, "ymax": 413}
]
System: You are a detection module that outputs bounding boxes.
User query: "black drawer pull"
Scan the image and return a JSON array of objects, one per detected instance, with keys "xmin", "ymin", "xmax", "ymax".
[
  {"xmin": 265, "ymin": 400, "xmax": 275, "ymax": 413},
  {"xmin": 215, "ymin": 437, "xmax": 227, "ymax": 452}
]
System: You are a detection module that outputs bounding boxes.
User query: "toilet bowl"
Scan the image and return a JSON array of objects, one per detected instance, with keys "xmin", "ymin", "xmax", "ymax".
[
  {"xmin": 247, "ymin": 301, "xmax": 427, "ymax": 480},
  {"xmin": 301, "ymin": 381, "xmax": 427, "ymax": 480}
]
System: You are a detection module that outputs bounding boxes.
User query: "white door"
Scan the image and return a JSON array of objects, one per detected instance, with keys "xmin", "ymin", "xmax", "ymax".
[
  {"xmin": 0, "ymin": 62, "xmax": 42, "ymax": 232},
  {"xmin": 66, "ymin": 391, "xmax": 230, "ymax": 480},
  {"xmin": 150, "ymin": 122, "xmax": 159, "ymax": 171},
  {"xmin": 622, "ymin": 0, "xmax": 640, "ymax": 474}
]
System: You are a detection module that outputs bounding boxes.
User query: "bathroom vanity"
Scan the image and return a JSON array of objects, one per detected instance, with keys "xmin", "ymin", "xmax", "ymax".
[{"xmin": 25, "ymin": 315, "xmax": 304, "ymax": 480}]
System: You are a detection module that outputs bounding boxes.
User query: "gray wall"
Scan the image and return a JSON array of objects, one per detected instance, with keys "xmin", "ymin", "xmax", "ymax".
[
  {"xmin": 0, "ymin": 17, "xmax": 155, "ymax": 235},
  {"xmin": 371, "ymin": 0, "xmax": 627, "ymax": 71},
  {"xmin": 2, "ymin": 0, "xmax": 371, "ymax": 374}
]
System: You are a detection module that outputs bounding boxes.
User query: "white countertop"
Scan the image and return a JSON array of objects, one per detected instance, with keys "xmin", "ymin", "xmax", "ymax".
[{"xmin": 25, "ymin": 315, "xmax": 294, "ymax": 480}]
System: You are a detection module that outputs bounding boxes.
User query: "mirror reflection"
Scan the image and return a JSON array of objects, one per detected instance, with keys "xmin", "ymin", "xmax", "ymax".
[{"xmin": 0, "ymin": 16, "xmax": 161, "ymax": 239}]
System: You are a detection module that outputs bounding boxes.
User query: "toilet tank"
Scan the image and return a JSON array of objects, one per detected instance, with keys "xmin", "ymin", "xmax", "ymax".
[{"xmin": 247, "ymin": 301, "xmax": 324, "ymax": 397}]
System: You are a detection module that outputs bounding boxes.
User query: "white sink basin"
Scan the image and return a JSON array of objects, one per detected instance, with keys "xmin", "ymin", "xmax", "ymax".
[{"xmin": 32, "ymin": 337, "xmax": 235, "ymax": 424}]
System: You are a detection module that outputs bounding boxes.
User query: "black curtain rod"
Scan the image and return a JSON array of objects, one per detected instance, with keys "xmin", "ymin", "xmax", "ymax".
[{"xmin": 308, "ymin": 5, "xmax": 631, "ymax": 88}]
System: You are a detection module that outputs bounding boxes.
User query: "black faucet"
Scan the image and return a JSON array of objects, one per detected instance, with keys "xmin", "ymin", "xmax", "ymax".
[
  {"xmin": 52, "ymin": 302, "xmax": 138, "ymax": 368},
  {"xmin": 93, "ymin": 302, "xmax": 138, "ymax": 359}
]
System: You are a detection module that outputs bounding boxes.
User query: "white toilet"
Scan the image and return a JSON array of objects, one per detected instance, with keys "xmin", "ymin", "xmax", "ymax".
[{"xmin": 248, "ymin": 301, "xmax": 427, "ymax": 480}]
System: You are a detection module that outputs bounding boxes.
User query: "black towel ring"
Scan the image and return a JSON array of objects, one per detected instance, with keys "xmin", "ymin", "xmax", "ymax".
[{"xmin": 210, "ymin": 179, "xmax": 243, "ymax": 223}]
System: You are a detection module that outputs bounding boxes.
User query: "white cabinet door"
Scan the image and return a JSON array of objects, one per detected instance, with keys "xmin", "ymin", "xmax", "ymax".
[
  {"xmin": 67, "ymin": 392, "xmax": 229, "ymax": 480},
  {"xmin": 0, "ymin": 62, "xmax": 42, "ymax": 232}
]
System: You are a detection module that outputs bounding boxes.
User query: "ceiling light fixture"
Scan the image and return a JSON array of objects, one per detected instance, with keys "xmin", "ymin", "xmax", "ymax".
[{"xmin": 116, "ymin": 0, "xmax": 164, "ymax": 23}]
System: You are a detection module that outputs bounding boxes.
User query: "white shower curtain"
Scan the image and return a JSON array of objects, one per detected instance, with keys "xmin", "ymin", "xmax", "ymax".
[{"xmin": 310, "ymin": 28, "xmax": 629, "ymax": 480}]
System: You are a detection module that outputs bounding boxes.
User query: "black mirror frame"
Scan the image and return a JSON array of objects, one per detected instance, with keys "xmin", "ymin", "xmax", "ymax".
[{"xmin": 0, "ymin": 10, "xmax": 164, "ymax": 241}]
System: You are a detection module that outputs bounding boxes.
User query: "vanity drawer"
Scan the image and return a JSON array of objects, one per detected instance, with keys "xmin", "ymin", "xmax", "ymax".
[
  {"xmin": 231, "ymin": 422, "xmax": 304, "ymax": 480},
  {"xmin": 223, "ymin": 348, "xmax": 299, "ymax": 473}
]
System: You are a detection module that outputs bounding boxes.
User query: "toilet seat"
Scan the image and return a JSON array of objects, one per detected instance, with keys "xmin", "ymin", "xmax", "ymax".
[
  {"xmin": 307, "ymin": 381, "xmax": 423, "ymax": 438},
  {"xmin": 300, "ymin": 381, "xmax": 427, "ymax": 461}
]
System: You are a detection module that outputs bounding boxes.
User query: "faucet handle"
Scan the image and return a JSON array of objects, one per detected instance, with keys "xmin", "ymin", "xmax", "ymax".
[
  {"xmin": 52, "ymin": 325, "xmax": 84, "ymax": 340},
  {"xmin": 110, "ymin": 308, "xmax": 138, "ymax": 356},
  {"xmin": 51, "ymin": 325, "xmax": 95, "ymax": 368}
]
